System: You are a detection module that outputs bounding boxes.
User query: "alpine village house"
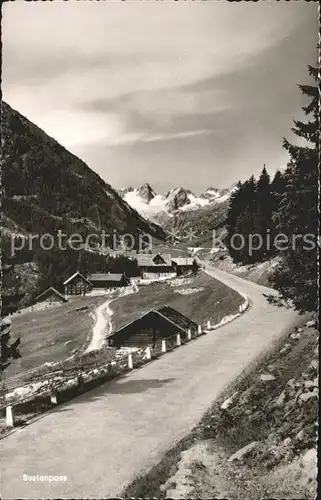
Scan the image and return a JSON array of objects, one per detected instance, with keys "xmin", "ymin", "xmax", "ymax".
[{"xmin": 32, "ymin": 254, "xmax": 198, "ymax": 308}]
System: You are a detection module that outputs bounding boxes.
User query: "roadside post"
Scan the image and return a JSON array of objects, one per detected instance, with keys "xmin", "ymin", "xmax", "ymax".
[
  {"xmin": 6, "ymin": 405, "xmax": 15, "ymax": 427},
  {"xmin": 145, "ymin": 346, "xmax": 152, "ymax": 360},
  {"xmin": 128, "ymin": 353, "xmax": 133, "ymax": 369}
]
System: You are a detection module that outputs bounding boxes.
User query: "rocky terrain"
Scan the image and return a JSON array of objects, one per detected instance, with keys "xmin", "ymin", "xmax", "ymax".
[
  {"xmin": 209, "ymin": 253, "xmax": 281, "ymax": 287},
  {"xmin": 123, "ymin": 318, "xmax": 318, "ymax": 499}
]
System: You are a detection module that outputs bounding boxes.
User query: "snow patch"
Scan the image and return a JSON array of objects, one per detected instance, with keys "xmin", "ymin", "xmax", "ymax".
[
  {"xmin": 124, "ymin": 191, "xmax": 170, "ymax": 220},
  {"xmin": 5, "ymin": 381, "xmax": 49, "ymax": 402},
  {"xmin": 174, "ymin": 287, "xmax": 204, "ymax": 295},
  {"xmin": 169, "ymin": 277, "xmax": 194, "ymax": 287},
  {"xmin": 115, "ymin": 347, "xmax": 139, "ymax": 358},
  {"xmin": 122, "ymin": 184, "xmax": 233, "ymax": 221}
]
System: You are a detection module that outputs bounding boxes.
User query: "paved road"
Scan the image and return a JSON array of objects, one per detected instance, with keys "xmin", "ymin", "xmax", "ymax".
[{"xmin": 0, "ymin": 266, "xmax": 304, "ymax": 499}]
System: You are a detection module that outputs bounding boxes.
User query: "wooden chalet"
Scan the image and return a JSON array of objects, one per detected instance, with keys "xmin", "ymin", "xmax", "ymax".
[
  {"xmin": 63, "ymin": 271, "xmax": 93, "ymax": 297},
  {"xmin": 136, "ymin": 253, "xmax": 175, "ymax": 280},
  {"xmin": 171, "ymin": 257, "xmax": 197, "ymax": 276},
  {"xmin": 34, "ymin": 287, "xmax": 68, "ymax": 309},
  {"xmin": 107, "ymin": 306, "xmax": 198, "ymax": 348},
  {"xmin": 87, "ymin": 273, "xmax": 129, "ymax": 290}
]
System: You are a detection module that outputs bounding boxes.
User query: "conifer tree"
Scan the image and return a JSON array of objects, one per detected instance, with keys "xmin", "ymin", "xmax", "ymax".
[
  {"xmin": 271, "ymin": 65, "xmax": 319, "ymax": 312},
  {"xmin": 225, "ymin": 181, "xmax": 244, "ymax": 262},
  {"xmin": 270, "ymin": 170, "xmax": 286, "ymax": 208},
  {"xmin": 255, "ymin": 165, "xmax": 272, "ymax": 260},
  {"xmin": 226, "ymin": 176, "xmax": 258, "ymax": 264},
  {"xmin": 270, "ymin": 169, "xmax": 287, "ymax": 249},
  {"xmin": 0, "ymin": 318, "xmax": 21, "ymax": 375}
]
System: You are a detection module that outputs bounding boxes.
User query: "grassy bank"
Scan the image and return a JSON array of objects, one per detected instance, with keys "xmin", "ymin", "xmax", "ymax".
[
  {"xmin": 122, "ymin": 319, "xmax": 318, "ymax": 499},
  {"xmin": 111, "ymin": 271, "xmax": 243, "ymax": 331},
  {"xmin": 4, "ymin": 295, "xmax": 109, "ymax": 377}
]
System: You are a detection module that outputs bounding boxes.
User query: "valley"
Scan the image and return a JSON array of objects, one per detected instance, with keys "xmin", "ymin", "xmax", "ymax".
[
  {"xmin": 0, "ymin": 263, "xmax": 307, "ymax": 499},
  {"xmin": 1, "ymin": 56, "xmax": 318, "ymax": 500}
]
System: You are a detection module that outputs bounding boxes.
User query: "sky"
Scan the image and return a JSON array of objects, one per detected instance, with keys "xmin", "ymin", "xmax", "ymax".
[{"xmin": 2, "ymin": 1, "xmax": 318, "ymax": 193}]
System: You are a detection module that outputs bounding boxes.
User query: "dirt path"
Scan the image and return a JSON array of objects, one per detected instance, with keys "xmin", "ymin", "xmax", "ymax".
[
  {"xmin": 0, "ymin": 267, "xmax": 303, "ymax": 499},
  {"xmin": 85, "ymin": 299, "xmax": 113, "ymax": 353},
  {"xmin": 85, "ymin": 283, "xmax": 139, "ymax": 353}
]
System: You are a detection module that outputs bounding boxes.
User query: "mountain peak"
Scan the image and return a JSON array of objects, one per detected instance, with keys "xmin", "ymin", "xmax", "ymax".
[
  {"xmin": 165, "ymin": 186, "xmax": 191, "ymax": 212},
  {"xmin": 200, "ymin": 187, "xmax": 225, "ymax": 200},
  {"xmin": 137, "ymin": 183, "xmax": 155, "ymax": 203},
  {"xmin": 119, "ymin": 182, "xmax": 234, "ymax": 223}
]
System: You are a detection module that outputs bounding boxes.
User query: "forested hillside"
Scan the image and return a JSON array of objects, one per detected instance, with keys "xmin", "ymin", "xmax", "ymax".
[
  {"xmin": 224, "ymin": 65, "xmax": 318, "ymax": 313},
  {"xmin": 1, "ymin": 102, "xmax": 164, "ymax": 314}
]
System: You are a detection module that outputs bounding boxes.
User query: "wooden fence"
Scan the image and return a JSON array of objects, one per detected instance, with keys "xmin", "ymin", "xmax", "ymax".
[
  {"xmin": 0, "ymin": 296, "xmax": 250, "ymax": 428},
  {"xmin": 0, "ymin": 325, "xmax": 204, "ymax": 416}
]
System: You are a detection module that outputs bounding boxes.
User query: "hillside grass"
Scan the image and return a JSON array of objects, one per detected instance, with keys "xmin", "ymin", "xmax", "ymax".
[
  {"xmin": 4, "ymin": 295, "xmax": 108, "ymax": 378},
  {"xmin": 112, "ymin": 271, "xmax": 243, "ymax": 331},
  {"xmin": 151, "ymin": 243, "xmax": 189, "ymax": 256}
]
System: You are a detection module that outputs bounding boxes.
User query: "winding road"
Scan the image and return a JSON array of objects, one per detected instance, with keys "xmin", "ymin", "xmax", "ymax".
[{"xmin": 0, "ymin": 265, "xmax": 304, "ymax": 499}]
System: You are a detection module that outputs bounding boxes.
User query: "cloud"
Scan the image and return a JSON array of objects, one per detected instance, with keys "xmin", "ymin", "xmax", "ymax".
[
  {"xmin": 2, "ymin": 0, "xmax": 318, "ymax": 191},
  {"xmin": 105, "ymin": 129, "xmax": 215, "ymax": 147}
]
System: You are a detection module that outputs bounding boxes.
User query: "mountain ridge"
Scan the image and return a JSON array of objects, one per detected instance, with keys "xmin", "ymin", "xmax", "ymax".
[
  {"xmin": 118, "ymin": 182, "xmax": 236, "ymax": 226},
  {"xmin": 1, "ymin": 101, "xmax": 165, "ymax": 314},
  {"xmin": 1, "ymin": 102, "xmax": 164, "ymax": 239}
]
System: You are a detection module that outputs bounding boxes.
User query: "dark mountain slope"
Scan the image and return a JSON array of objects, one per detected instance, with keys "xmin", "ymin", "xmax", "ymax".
[
  {"xmin": 1, "ymin": 102, "xmax": 164, "ymax": 238},
  {"xmin": 1, "ymin": 102, "xmax": 164, "ymax": 314}
]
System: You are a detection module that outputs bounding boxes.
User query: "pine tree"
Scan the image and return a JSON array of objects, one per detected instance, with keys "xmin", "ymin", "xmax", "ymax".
[
  {"xmin": 0, "ymin": 318, "xmax": 21, "ymax": 375},
  {"xmin": 270, "ymin": 169, "xmax": 287, "ymax": 249},
  {"xmin": 255, "ymin": 165, "xmax": 272, "ymax": 260},
  {"xmin": 226, "ymin": 176, "xmax": 258, "ymax": 264},
  {"xmin": 225, "ymin": 181, "xmax": 244, "ymax": 262},
  {"xmin": 271, "ymin": 65, "xmax": 319, "ymax": 312},
  {"xmin": 242, "ymin": 175, "xmax": 257, "ymax": 213},
  {"xmin": 270, "ymin": 170, "xmax": 286, "ymax": 209}
]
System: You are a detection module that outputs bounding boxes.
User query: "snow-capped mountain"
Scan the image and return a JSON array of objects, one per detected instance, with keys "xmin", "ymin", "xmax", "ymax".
[
  {"xmin": 136, "ymin": 183, "xmax": 156, "ymax": 203},
  {"xmin": 121, "ymin": 184, "xmax": 169, "ymax": 222},
  {"xmin": 200, "ymin": 187, "xmax": 231, "ymax": 203},
  {"xmin": 119, "ymin": 183, "xmax": 236, "ymax": 224}
]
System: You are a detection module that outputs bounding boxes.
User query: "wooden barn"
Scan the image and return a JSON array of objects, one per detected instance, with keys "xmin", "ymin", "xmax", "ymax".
[
  {"xmin": 87, "ymin": 273, "xmax": 129, "ymax": 290},
  {"xmin": 107, "ymin": 306, "xmax": 198, "ymax": 348},
  {"xmin": 137, "ymin": 253, "xmax": 175, "ymax": 280},
  {"xmin": 63, "ymin": 271, "xmax": 93, "ymax": 297},
  {"xmin": 34, "ymin": 287, "xmax": 68, "ymax": 310},
  {"xmin": 171, "ymin": 257, "xmax": 197, "ymax": 276}
]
